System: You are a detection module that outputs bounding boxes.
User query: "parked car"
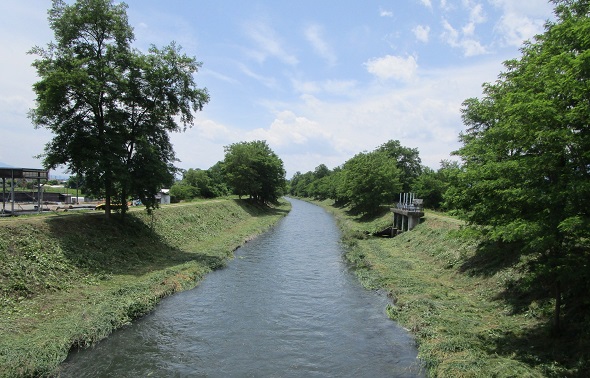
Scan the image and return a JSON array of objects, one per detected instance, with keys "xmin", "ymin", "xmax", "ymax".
[{"xmin": 95, "ymin": 202, "xmax": 130, "ymax": 210}]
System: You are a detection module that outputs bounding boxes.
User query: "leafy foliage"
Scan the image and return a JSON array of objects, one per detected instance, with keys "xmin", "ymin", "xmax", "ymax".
[
  {"xmin": 29, "ymin": 0, "xmax": 209, "ymax": 217},
  {"xmin": 222, "ymin": 141, "xmax": 286, "ymax": 204},
  {"xmin": 451, "ymin": 0, "xmax": 590, "ymax": 332},
  {"xmin": 289, "ymin": 140, "xmax": 416, "ymax": 214},
  {"xmin": 376, "ymin": 140, "xmax": 422, "ymax": 192},
  {"xmin": 340, "ymin": 150, "xmax": 402, "ymax": 214},
  {"xmin": 170, "ymin": 166, "xmax": 230, "ymax": 201},
  {"xmin": 412, "ymin": 160, "xmax": 462, "ymax": 210}
]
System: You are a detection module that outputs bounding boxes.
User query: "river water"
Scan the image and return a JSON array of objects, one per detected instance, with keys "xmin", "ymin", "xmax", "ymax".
[{"xmin": 61, "ymin": 198, "xmax": 423, "ymax": 377}]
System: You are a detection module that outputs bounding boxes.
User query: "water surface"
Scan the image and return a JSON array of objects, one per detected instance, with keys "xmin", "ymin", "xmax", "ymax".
[{"xmin": 62, "ymin": 198, "xmax": 422, "ymax": 377}]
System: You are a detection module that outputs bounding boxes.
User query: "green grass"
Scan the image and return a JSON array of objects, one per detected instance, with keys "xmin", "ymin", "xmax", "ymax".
[
  {"xmin": 0, "ymin": 198, "xmax": 290, "ymax": 377},
  {"xmin": 313, "ymin": 199, "xmax": 588, "ymax": 377}
]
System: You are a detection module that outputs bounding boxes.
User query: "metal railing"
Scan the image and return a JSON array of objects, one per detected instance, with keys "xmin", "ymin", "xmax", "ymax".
[{"xmin": 396, "ymin": 193, "xmax": 423, "ymax": 212}]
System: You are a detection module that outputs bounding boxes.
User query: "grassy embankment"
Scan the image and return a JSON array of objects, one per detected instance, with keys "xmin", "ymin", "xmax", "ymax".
[
  {"xmin": 314, "ymin": 199, "xmax": 586, "ymax": 378},
  {"xmin": 0, "ymin": 198, "xmax": 290, "ymax": 377}
]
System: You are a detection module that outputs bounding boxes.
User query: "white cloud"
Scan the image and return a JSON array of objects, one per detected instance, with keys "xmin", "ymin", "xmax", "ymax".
[
  {"xmin": 194, "ymin": 119, "xmax": 235, "ymax": 142},
  {"xmin": 243, "ymin": 21, "xmax": 298, "ymax": 65},
  {"xmin": 238, "ymin": 63, "xmax": 278, "ymax": 89},
  {"xmin": 380, "ymin": 8, "xmax": 393, "ymax": 17},
  {"xmin": 494, "ymin": 12, "xmax": 547, "ymax": 46},
  {"xmin": 170, "ymin": 118, "xmax": 238, "ymax": 169},
  {"xmin": 461, "ymin": 39, "xmax": 487, "ymax": 57},
  {"xmin": 292, "ymin": 80, "xmax": 321, "ymax": 94},
  {"xmin": 304, "ymin": 24, "xmax": 337, "ymax": 66},
  {"xmin": 364, "ymin": 55, "xmax": 418, "ymax": 81},
  {"xmin": 418, "ymin": 0, "xmax": 432, "ymax": 8},
  {"xmin": 201, "ymin": 68, "xmax": 238, "ymax": 84},
  {"xmin": 0, "ymin": 3, "xmax": 53, "ymax": 169},
  {"xmin": 176, "ymin": 62, "xmax": 494, "ymax": 175},
  {"xmin": 489, "ymin": 0, "xmax": 553, "ymax": 18},
  {"xmin": 292, "ymin": 78, "xmax": 357, "ymax": 96},
  {"xmin": 441, "ymin": 19, "xmax": 487, "ymax": 56},
  {"xmin": 469, "ymin": 3, "xmax": 486, "ymax": 24},
  {"xmin": 462, "ymin": 22, "xmax": 476, "ymax": 36},
  {"xmin": 441, "ymin": 19, "xmax": 460, "ymax": 45},
  {"xmin": 413, "ymin": 25, "xmax": 430, "ymax": 43},
  {"xmin": 490, "ymin": 0, "xmax": 553, "ymax": 46},
  {"xmin": 322, "ymin": 80, "xmax": 358, "ymax": 95},
  {"xmin": 165, "ymin": 47, "xmax": 529, "ymax": 179},
  {"xmin": 249, "ymin": 110, "xmax": 330, "ymax": 147},
  {"xmin": 278, "ymin": 60, "xmax": 508, "ymax": 175}
]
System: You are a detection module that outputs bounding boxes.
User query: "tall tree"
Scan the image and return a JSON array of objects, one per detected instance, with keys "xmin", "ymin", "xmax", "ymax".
[
  {"xmin": 29, "ymin": 0, "xmax": 209, "ymax": 218},
  {"xmin": 412, "ymin": 160, "xmax": 462, "ymax": 210},
  {"xmin": 340, "ymin": 150, "xmax": 402, "ymax": 214},
  {"xmin": 377, "ymin": 140, "xmax": 422, "ymax": 192},
  {"xmin": 452, "ymin": 0, "xmax": 590, "ymax": 332},
  {"xmin": 223, "ymin": 141, "xmax": 286, "ymax": 204}
]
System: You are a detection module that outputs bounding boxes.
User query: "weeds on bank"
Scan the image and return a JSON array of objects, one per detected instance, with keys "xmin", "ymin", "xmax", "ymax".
[
  {"xmin": 314, "ymin": 199, "xmax": 585, "ymax": 377},
  {"xmin": 0, "ymin": 199, "xmax": 290, "ymax": 377}
]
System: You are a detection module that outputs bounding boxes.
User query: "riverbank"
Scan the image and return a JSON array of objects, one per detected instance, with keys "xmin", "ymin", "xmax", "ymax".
[
  {"xmin": 0, "ymin": 199, "xmax": 290, "ymax": 377},
  {"xmin": 314, "ymin": 199, "xmax": 585, "ymax": 377}
]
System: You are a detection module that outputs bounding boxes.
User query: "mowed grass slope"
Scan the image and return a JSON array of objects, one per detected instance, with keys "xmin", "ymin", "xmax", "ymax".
[
  {"xmin": 316, "ymin": 200, "xmax": 586, "ymax": 378},
  {"xmin": 0, "ymin": 199, "xmax": 290, "ymax": 377}
]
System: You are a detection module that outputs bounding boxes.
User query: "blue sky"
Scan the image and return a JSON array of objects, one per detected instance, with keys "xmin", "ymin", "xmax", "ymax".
[{"xmin": 0, "ymin": 0, "xmax": 554, "ymax": 178}]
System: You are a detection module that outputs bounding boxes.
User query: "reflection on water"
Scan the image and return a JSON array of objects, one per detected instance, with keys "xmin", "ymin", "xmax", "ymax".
[{"xmin": 61, "ymin": 198, "xmax": 423, "ymax": 377}]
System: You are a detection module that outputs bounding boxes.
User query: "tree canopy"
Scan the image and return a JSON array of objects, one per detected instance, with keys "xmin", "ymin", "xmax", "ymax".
[
  {"xmin": 340, "ymin": 150, "xmax": 402, "ymax": 214},
  {"xmin": 223, "ymin": 140, "xmax": 286, "ymax": 204},
  {"xmin": 170, "ymin": 166, "xmax": 229, "ymax": 201},
  {"xmin": 29, "ymin": 0, "xmax": 209, "ymax": 217},
  {"xmin": 288, "ymin": 140, "xmax": 412, "ymax": 214},
  {"xmin": 376, "ymin": 140, "xmax": 422, "ymax": 192},
  {"xmin": 451, "ymin": 0, "xmax": 590, "ymax": 331}
]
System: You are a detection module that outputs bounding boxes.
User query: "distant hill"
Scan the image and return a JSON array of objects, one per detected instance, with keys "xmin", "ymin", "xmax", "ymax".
[{"xmin": 0, "ymin": 162, "xmax": 15, "ymax": 168}]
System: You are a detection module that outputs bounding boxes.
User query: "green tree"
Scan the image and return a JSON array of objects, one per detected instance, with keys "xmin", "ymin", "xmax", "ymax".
[
  {"xmin": 223, "ymin": 141, "xmax": 286, "ymax": 203},
  {"xmin": 289, "ymin": 171, "xmax": 315, "ymax": 197},
  {"xmin": 169, "ymin": 182, "xmax": 199, "ymax": 201},
  {"xmin": 412, "ymin": 160, "xmax": 462, "ymax": 210},
  {"xmin": 184, "ymin": 168, "xmax": 216, "ymax": 198},
  {"xmin": 313, "ymin": 164, "xmax": 331, "ymax": 179},
  {"xmin": 411, "ymin": 166, "xmax": 445, "ymax": 209},
  {"xmin": 29, "ymin": 0, "xmax": 208, "ymax": 218},
  {"xmin": 65, "ymin": 173, "xmax": 85, "ymax": 192},
  {"xmin": 377, "ymin": 140, "xmax": 422, "ymax": 192},
  {"xmin": 206, "ymin": 161, "xmax": 230, "ymax": 198},
  {"xmin": 341, "ymin": 151, "xmax": 402, "ymax": 214},
  {"xmin": 452, "ymin": 0, "xmax": 590, "ymax": 332}
]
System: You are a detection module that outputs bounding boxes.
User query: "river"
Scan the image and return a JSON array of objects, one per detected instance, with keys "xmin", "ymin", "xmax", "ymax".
[{"xmin": 60, "ymin": 198, "xmax": 423, "ymax": 377}]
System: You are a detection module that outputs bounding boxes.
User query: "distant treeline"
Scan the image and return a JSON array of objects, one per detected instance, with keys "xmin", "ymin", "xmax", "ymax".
[
  {"xmin": 171, "ymin": 140, "xmax": 286, "ymax": 205},
  {"xmin": 288, "ymin": 139, "xmax": 460, "ymax": 215}
]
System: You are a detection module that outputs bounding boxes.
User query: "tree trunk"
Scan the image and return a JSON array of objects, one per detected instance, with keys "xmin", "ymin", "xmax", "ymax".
[
  {"xmin": 104, "ymin": 175, "xmax": 112, "ymax": 220},
  {"xmin": 553, "ymin": 280, "xmax": 562, "ymax": 335},
  {"xmin": 120, "ymin": 188, "xmax": 127, "ymax": 221}
]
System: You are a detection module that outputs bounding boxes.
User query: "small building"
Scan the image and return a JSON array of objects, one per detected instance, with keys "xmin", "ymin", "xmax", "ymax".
[
  {"xmin": 156, "ymin": 189, "xmax": 171, "ymax": 205},
  {"xmin": 71, "ymin": 196, "xmax": 85, "ymax": 204}
]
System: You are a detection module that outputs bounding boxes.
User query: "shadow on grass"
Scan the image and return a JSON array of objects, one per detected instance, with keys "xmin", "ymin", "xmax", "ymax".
[
  {"xmin": 345, "ymin": 205, "xmax": 391, "ymax": 223},
  {"xmin": 232, "ymin": 198, "xmax": 290, "ymax": 218},
  {"xmin": 460, "ymin": 240, "xmax": 590, "ymax": 375},
  {"xmin": 45, "ymin": 213, "xmax": 225, "ymax": 276},
  {"xmin": 459, "ymin": 239, "xmax": 549, "ymax": 316},
  {"xmin": 459, "ymin": 240, "xmax": 524, "ymax": 277},
  {"xmin": 484, "ymin": 320, "xmax": 589, "ymax": 377}
]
